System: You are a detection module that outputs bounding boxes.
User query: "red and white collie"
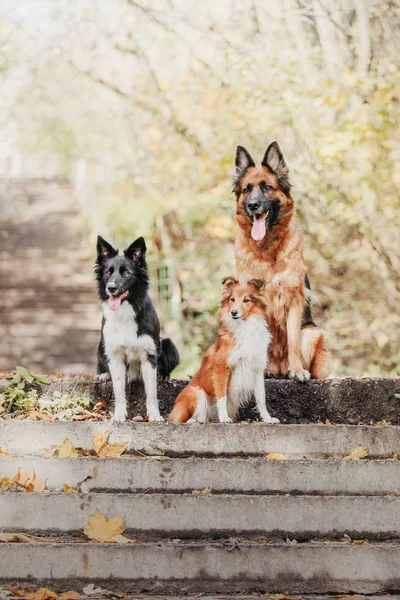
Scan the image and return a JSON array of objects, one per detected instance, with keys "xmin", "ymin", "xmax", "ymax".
[{"xmin": 169, "ymin": 277, "xmax": 280, "ymax": 424}]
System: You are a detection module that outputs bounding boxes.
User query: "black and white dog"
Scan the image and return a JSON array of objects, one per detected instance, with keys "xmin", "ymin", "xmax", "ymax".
[{"xmin": 95, "ymin": 235, "xmax": 179, "ymax": 422}]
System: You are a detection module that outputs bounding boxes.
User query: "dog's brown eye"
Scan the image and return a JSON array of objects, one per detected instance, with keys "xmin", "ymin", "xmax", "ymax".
[
  {"xmin": 243, "ymin": 185, "xmax": 252, "ymax": 194},
  {"xmin": 243, "ymin": 298, "xmax": 250, "ymax": 303},
  {"xmin": 230, "ymin": 297, "xmax": 235, "ymax": 302}
]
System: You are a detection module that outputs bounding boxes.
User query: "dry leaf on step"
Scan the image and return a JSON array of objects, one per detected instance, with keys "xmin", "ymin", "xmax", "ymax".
[
  {"xmin": 0, "ymin": 532, "xmax": 46, "ymax": 543},
  {"xmin": 93, "ymin": 432, "xmax": 127, "ymax": 458},
  {"xmin": 0, "ymin": 447, "xmax": 15, "ymax": 457},
  {"xmin": 59, "ymin": 592, "xmax": 81, "ymax": 599},
  {"xmin": 54, "ymin": 439, "xmax": 79, "ymax": 458},
  {"xmin": 93, "ymin": 431, "xmax": 110, "ymax": 455},
  {"xmin": 97, "ymin": 442, "xmax": 127, "ymax": 458},
  {"xmin": 0, "ymin": 476, "xmax": 18, "ymax": 491},
  {"xmin": 83, "ymin": 510, "xmax": 130, "ymax": 543},
  {"xmin": 26, "ymin": 588, "xmax": 58, "ymax": 600},
  {"xmin": 191, "ymin": 487, "xmax": 212, "ymax": 495},
  {"xmin": 15, "ymin": 469, "xmax": 46, "ymax": 493},
  {"xmin": 40, "ymin": 447, "xmax": 55, "ymax": 458},
  {"xmin": 343, "ymin": 445, "xmax": 369, "ymax": 461},
  {"xmin": 62, "ymin": 483, "xmax": 78, "ymax": 494},
  {"xmin": 266, "ymin": 452, "xmax": 288, "ymax": 460}
]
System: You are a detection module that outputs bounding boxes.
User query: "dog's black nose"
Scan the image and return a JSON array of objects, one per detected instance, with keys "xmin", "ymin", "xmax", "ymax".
[
  {"xmin": 247, "ymin": 200, "xmax": 261, "ymax": 211},
  {"xmin": 107, "ymin": 283, "xmax": 118, "ymax": 294},
  {"xmin": 231, "ymin": 309, "xmax": 238, "ymax": 317}
]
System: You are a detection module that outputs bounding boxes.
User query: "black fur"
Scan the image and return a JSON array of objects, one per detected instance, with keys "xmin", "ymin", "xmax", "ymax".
[
  {"xmin": 302, "ymin": 273, "xmax": 316, "ymax": 327},
  {"xmin": 95, "ymin": 235, "xmax": 179, "ymax": 380}
]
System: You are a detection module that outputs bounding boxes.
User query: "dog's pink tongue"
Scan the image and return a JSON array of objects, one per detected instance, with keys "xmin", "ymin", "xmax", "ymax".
[
  {"xmin": 109, "ymin": 295, "xmax": 122, "ymax": 311},
  {"xmin": 251, "ymin": 216, "xmax": 266, "ymax": 241}
]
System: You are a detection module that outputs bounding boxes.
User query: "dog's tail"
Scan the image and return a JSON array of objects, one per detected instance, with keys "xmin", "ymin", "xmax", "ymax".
[
  {"xmin": 168, "ymin": 385, "xmax": 197, "ymax": 423},
  {"xmin": 158, "ymin": 337, "xmax": 180, "ymax": 380}
]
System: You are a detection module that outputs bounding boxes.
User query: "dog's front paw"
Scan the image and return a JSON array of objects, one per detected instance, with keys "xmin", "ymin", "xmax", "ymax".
[
  {"xmin": 111, "ymin": 410, "xmax": 127, "ymax": 423},
  {"xmin": 262, "ymin": 415, "xmax": 280, "ymax": 425},
  {"xmin": 147, "ymin": 411, "xmax": 164, "ymax": 422},
  {"xmin": 187, "ymin": 418, "xmax": 202, "ymax": 425},
  {"xmin": 289, "ymin": 368, "xmax": 310, "ymax": 382},
  {"xmin": 219, "ymin": 416, "xmax": 233, "ymax": 424},
  {"xmin": 99, "ymin": 372, "xmax": 111, "ymax": 381}
]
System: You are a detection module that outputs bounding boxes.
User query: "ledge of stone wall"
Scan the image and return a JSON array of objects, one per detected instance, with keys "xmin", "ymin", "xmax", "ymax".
[{"xmin": 1, "ymin": 377, "xmax": 400, "ymax": 424}]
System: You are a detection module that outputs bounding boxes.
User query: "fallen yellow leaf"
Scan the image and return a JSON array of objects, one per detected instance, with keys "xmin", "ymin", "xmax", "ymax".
[
  {"xmin": 353, "ymin": 539, "xmax": 368, "ymax": 545},
  {"xmin": 0, "ymin": 476, "xmax": 17, "ymax": 491},
  {"xmin": 343, "ymin": 445, "xmax": 369, "ymax": 461},
  {"xmin": 93, "ymin": 431, "xmax": 110, "ymax": 455},
  {"xmin": 0, "ymin": 532, "xmax": 45, "ymax": 543},
  {"xmin": 98, "ymin": 442, "xmax": 127, "ymax": 458},
  {"xmin": 55, "ymin": 439, "xmax": 79, "ymax": 458},
  {"xmin": 59, "ymin": 592, "xmax": 81, "ymax": 600},
  {"xmin": 0, "ymin": 447, "xmax": 15, "ymax": 456},
  {"xmin": 26, "ymin": 588, "xmax": 58, "ymax": 599},
  {"xmin": 83, "ymin": 510, "xmax": 130, "ymax": 543},
  {"xmin": 15, "ymin": 469, "xmax": 46, "ymax": 493},
  {"xmin": 266, "ymin": 452, "xmax": 288, "ymax": 460},
  {"xmin": 191, "ymin": 487, "xmax": 212, "ymax": 495},
  {"xmin": 41, "ymin": 447, "xmax": 55, "ymax": 458},
  {"xmin": 62, "ymin": 483, "xmax": 78, "ymax": 494}
]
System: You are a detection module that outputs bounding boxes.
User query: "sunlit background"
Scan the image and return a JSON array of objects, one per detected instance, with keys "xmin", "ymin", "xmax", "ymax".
[{"xmin": 0, "ymin": 0, "xmax": 399, "ymax": 378}]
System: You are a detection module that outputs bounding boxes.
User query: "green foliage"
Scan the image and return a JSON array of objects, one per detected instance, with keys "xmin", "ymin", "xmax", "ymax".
[
  {"xmin": 0, "ymin": 367, "xmax": 49, "ymax": 415},
  {"xmin": 37, "ymin": 391, "xmax": 93, "ymax": 420}
]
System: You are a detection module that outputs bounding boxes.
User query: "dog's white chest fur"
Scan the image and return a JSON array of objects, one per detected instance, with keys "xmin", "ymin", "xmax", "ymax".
[
  {"xmin": 228, "ymin": 315, "xmax": 270, "ymax": 401},
  {"xmin": 102, "ymin": 302, "xmax": 155, "ymax": 362}
]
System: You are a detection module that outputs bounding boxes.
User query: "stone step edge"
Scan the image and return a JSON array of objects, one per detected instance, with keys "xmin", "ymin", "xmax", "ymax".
[
  {"xmin": 1, "ymin": 493, "xmax": 400, "ymax": 539},
  {"xmin": 2, "ymin": 421, "xmax": 400, "ymax": 458},
  {"xmin": 2, "ymin": 455, "xmax": 400, "ymax": 496},
  {"xmin": 0, "ymin": 542, "xmax": 399, "ymax": 594}
]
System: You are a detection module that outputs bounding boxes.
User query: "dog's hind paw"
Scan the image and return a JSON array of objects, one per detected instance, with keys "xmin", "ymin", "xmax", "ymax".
[
  {"xmin": 289, "ymin": 368, "xmax": 311, "ymax": 383},
  {"xmin": 98, "ymin": 372, "xmax": 111, "ymax": 381}
]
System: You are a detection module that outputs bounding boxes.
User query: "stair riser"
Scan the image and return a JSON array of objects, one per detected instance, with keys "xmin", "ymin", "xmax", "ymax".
[
  {"xmin": 1, "ymin": 493, "xmax": 399, "ymax": 539},
  {"xmin": 2, "ymin": 421, "xmax": 400, "ymax": 457},
  {"xmin": 1, "ymin": 456, "xmax": 399, "ymax": 495},
  {"xmin": 0, "ymin": 544, "xmax": 398, "ymax": 594}
]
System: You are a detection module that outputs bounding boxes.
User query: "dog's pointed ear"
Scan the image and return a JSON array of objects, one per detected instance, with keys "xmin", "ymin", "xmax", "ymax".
[
  {"xmin": 262, "ymin": 141, "xmax": 291, "ymax": 194},
  {"xmin": 233, "ymin": 146, "xmax": 255, "ymax": 192},
  {"xmin": 248, "ymin": 278, "xmax": 265, "ymax": 292},
  {"xmin": 97, "ymin": 236, "xmax": 118, "ymax": 259},
  {"xmin": 222, "ymin": 276, "xmax": 238, "ymax": 289},
  {"xmin": 124, "ymin": 236, "xmax": 147, "ymax": 263}
]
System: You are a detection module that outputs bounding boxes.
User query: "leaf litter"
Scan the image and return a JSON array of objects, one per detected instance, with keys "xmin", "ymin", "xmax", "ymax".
[
  {"xmin": 41, "ymin": 433, "xmax": 127, "ymax": 460},
  {"xmin": 0, "ymin": 469, "xmax": 46, "ymax": 493}
]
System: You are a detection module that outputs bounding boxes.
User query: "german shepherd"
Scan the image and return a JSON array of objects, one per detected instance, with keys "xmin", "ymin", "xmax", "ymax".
[
  {"xmin": 95, "ymin": 235, "xmax": 179, "ymax": 422},
  {"xmin": 233, "ymin": 142, "xmax": 329, "ymax": 380},
  {"xmin": 169, "ymin": 278, "xmax": 279, "ymax": 424}
]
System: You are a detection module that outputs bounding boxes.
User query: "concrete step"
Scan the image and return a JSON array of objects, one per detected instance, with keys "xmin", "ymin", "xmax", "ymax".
[
  {"xmin": 1, "ymin": 492, "xmax": 399, "ymax": 539},
  {"xmin": 1, "ymin": 456, "xmax": 399, "ymax": 495},
  {"xmin": 2, "ymin": 421, "xmax": 400, "ymax": 458},
  {"xmin": 0, "ymin": 541, "xmax": 399, "ymax": 594}
]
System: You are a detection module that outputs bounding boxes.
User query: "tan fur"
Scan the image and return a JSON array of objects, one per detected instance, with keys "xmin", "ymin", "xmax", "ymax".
[{"xmin": 234, "ymin": 143, "xmax": 329, "ymax": 380}]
